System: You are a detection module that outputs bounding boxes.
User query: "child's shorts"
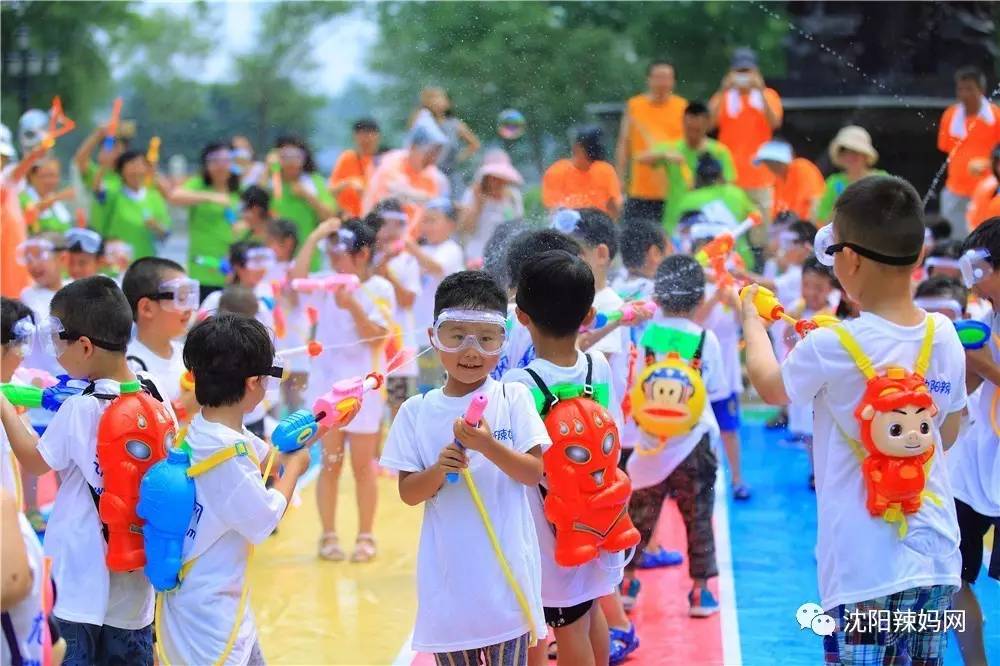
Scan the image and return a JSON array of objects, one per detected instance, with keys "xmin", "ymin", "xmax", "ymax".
[
  {"xmin": 821, "ymin": 584, "xmax": 957, "ymax": 666},
  {"xmin": 956, "ymin": 498, "xmax": 1000, "ymax": 583},
  {"xmin": 543, "ymin": 599, "xmax": 593, "ymax": 628},
  {"xmin": 710, "ymin": 392, "xmax": 741, "ymax": 433},
  {"xmin": 55, "ymin": 618, "xmax": 153, "ymax": 666},
  {"xmin": 434, "ymin": 632, "xmax": 530, "ymax": 666}
]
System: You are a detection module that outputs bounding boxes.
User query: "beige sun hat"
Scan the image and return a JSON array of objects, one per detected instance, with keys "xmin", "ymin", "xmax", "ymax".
[{"xmin": 829, "ymin": 125, "xmax": 879, "ymax": 168}]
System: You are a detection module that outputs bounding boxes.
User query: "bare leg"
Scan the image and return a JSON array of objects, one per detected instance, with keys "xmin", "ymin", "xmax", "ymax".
[
  {"xmin": 348, "ymin": 432, "xmax": 379, "ymax": 534},
  {"xmin": 721, "ymin": 431, "xmax": 742, "ymax": 487},
  {"xmin": 588, "ymin": 603, "xmax": 610, "ymax": 666},
  {"xmin": 316, "ymin": 428, "xmax": 346, "ymax": 534},
  {"xmin": 953, "ymin": 582, "xmax": 987, "ymax": 666},
  {"xmin": 552, "ymin": 610, "xmax": 594, "ymax": 666},
  {"xmin": 599, "ymin": 592, "xmax": 630, "ymax": 631}
]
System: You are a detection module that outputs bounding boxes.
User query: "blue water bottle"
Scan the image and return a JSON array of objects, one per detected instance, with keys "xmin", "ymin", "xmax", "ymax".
[{"xmin": 137, "ymin": 448, "xmax": 196, "ymax": 592}]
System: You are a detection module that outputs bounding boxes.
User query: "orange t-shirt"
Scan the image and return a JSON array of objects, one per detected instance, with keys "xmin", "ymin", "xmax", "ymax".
[
  {"xmin": 362, "ymin": 149, "xmax": 444, "ymax": 231},
  {"xmin": 328, "ymin": 149, "xmax": 373, "ymax": 219},
  {"xmin": 937, "ymin": 103, "xmax": 1000, "ymax": 197},
  {"xmin": 624, "ymin": 94, "xmax": 687, "ymax": 200},
  {"xmin": 716, "ymin": 88, "xmax": 783, "ymax": 190},
  {"xmin": 1, "ymin": 180, "xmax": 30, "ymax": 298},
  {"xmin": 966, "ymin": 174, "xmax": 1000, "ymax": 230},
  {"xmin": 772, "ymin": 157, "xmax": 826, "ymax": 221},
  {"xmin": 542, "ymin": 159, "xmax": 622, "ymax": 215}
]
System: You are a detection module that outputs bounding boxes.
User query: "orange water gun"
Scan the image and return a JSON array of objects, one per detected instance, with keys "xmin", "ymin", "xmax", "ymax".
[
  {"xmin": 102, "ymin": 98, "xmax": 123, "ymax": 152},
  {"xmin": 41, "ymin": 96, "xmax": 76, "ymax": 150},
  {"xmin": 694, "ymin": 213, "xmax": 762, "ymax": 287},
  {"xmin": 145, "ymin": 136, "xmax": 160, "ymax": 187},
  {"xmin": 741, "ymin": 284, "xmax": 839, "ymax": 337}
]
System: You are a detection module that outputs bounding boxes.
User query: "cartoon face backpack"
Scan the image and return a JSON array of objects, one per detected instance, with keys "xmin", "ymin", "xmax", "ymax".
[
  {"xmin": 831, "ymin": 318, "xmax": 942, "ymax": 537},
  {"xmin": 525, "ymin": 354, "xmax": 640, "ymax": 567},
  {"xmin": 629, "ymin": 325, "xmax": 708, "ymax": 455}
]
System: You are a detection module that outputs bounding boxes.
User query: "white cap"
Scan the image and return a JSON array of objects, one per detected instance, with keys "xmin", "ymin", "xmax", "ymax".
[{"xmin": 753, "ymin": 140, "xmax": 793, "ymax": 166}]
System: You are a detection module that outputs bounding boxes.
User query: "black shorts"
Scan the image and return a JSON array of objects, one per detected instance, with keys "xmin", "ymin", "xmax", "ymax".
[
  {"xmin": 956, "ymin": 498, "xmax": 1000, "ymax": 583},
  {"xmin": 544, "ymin": 599, "xmax": 593, "ymax": 628},
  {"xmin": 618, "ymin": 447, "xmax": 634, "ymax": 472}
]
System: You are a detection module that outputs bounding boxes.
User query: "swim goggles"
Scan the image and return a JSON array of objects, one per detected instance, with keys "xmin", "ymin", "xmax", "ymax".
[
  {"xmin": 104, "ymin": 240, "xmax": 133, "ymax": 266},
  {"xmin": 15, "ymin": 238, "xmax": 56, "ymax": 266},
  {"xmin": 913, "ymin": 296, "xmax": 964, "ymax": 319},
  {"xmin": 4, "ymin": 317, "xmax": 35, "ymax": 355},
  {"xmin": 244, "ymin": 247, "xmax": 276, "ymax": 271},
  {"xmin": 778, "ymin": 230, "xmax": 806, "ymax": 251},
  {"xmin": 814, "ymin": 223, "xmax": 921, "ymax": 268},
  {"xmin": 431, "ymin": 309, "xmax": 507, "ymax": 356},
  {"xmin": 65, "ymin": 228, "xmax": 103, "ymax": 255},
  {"xmin": 922, "ymin": 256, "xmax": 962, "ymax": 272},
  {"xmin": 959, "ymin": 248, "xmax": 993, "ymax": 288},
  {"xmin": 150, "ymin": 277, "xmax": 201, "ymax": 312},
  {"xmin": 36, "ymin": 315, "xmax": 127, "ymax": 355},
  {"xmin": 320, "ymin": 228, "xmax": 359, "ymax": 254}
]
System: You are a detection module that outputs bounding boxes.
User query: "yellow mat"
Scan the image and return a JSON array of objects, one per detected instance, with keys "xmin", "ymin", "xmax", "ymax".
[{"xmin": 249, "ymin": 474, "xmax": 421, "ymax": 665}]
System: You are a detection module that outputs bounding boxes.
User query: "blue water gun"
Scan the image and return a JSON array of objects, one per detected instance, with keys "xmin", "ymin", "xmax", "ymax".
[
  {"xmin": 137, "ymin": 448, "xmax": 196, "ymax": 592},
  {"xmin": 0, "ymin": 375, "xmax": 87, "ymax": 411},
  {"xmin": 955, "ymin": 320, "xmax": 992, "ymax": 350}
]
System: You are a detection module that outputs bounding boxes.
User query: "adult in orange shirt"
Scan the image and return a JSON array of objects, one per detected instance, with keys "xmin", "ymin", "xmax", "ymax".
[
  {"xmin": 709, "ymin": 47, "xmax": 783, "ymax": 227},
  {"xmin": 0, "ymin": 127, "xmax": 44, "ymax": 298},
  {"xmin": 328, "ymin": 118, "xmax": 380, "ymax": 219},
  {"xmin": 937, "ymin": 67, "xmax": 1000, "ymax": 236},
  {"xmin": 615, "ymin": 60, "xmax": 687, "ymax": 223},
  {"xmin": 966, "ymin": 144, "xmax": 1000, "ymax": 231},
  {"xmin": 543, "ymin": 127, "xmax": 622, "ymax": 219},
  {"xmin": 752, "ymin": 140, "xmax": 825, "ymax": 222}
]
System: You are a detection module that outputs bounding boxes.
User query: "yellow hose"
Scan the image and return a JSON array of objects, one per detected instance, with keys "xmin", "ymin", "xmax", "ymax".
[
  {"xmin": 461, "ymin": 467, "xmax": 537, "ymax": 646},
  {"xmin": 155, "ymin": 448, "xmax": 277, "ymax": 666}
]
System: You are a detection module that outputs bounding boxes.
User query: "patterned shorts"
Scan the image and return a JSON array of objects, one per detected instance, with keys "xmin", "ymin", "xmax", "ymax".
[
  {"xmin": 822, "ymin": 584, "xmax": 958, "ymax": 666},
  {"xmin": 434, "ymin": 632, "xmax": 531, "ymax": 666}
]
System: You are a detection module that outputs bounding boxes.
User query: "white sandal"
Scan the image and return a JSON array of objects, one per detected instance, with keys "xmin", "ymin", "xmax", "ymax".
[
  {"xmin": 350, "ymin": 532, "xmax": 377, "ymax": 563},
  {"xmin": 318, "ymin": 532, "xmax": 346, "ymax": 561}
]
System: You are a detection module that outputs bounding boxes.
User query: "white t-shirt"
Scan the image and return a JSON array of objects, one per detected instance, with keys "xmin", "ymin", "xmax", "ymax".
[
  {"xmin": 36, "ymin": 375, "xmax": 175, "ymax": 628},
  {"xmin": 379, "ymin": 378, "xmax": 548, "ymax": 652},
  {"xmin": 386, "ymin": 252, "xmax": 422, "ymax": 379},
  {"xmin": 158, "ymin": 415, "xmax": 286, "ymax": 666},
  {"xmin": 1, "ymin": 513, "xmax": 48, "ymax": 666},
  {"xmin": 701, "ymin": 284, "xmax": 743, "ymax": 398},
  {"xmin": 610, "ymin": 275, "xmax": 655, "ymax": 448},
  {"xmin": 775, "ymin": 264, "xmax": 803, "ymax": 307},
  {"xmin": 591, "ymin": 287, "xmax": 628, "ymax": 414},
  {"xmin": 781, "ymin": 311, "xmax": 966, "ymax": 610},
  {"xmin": 504, "ymin": 351, "xmax": 626, "ymax": 607},
  {"xmin": 946, "ymin": 309, "xmax": 1000, "ymax": 517},
  {"xmin": 127, "ymin": 339, "xmax": 186, "ymax": 403},
  {"xmin": 413, "ymin": 240, "xmax": 465, "ymax": 331},
  {"xmin": 459, "ymin": 187, "xmax": 524, "ymax": 263},
  {"xmin": 626, "ymin": 316, "xmax": 725, "ymax": 490}
]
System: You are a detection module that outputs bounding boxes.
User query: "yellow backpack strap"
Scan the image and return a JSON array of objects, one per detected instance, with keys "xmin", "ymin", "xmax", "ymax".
[
  {"xmin": 914, "ymin": 316, "xmax": 935, "ymax": 378},
  {"xmin": 831, "ymin": 324, "xmax": 877, "ymax": 381},
  {"xmin": 187, "ymin": 440, "xmax": 260, "ymax": 479}
]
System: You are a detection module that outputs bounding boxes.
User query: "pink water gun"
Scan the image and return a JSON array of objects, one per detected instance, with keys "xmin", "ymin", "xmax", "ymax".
[
  {"xmin": 271, "ymin": 281, "xmax": 287, "ymax": 339},
  {"xmin": 290, "ymin": 274, "xmax": 361, "ymax": 293},
  {"xmin": 447, "ymin": 394, "xmax": 489, "ymax": 483},
  {"xmin": 272, "ymin": 372, "xmax": 384, "ymax": 452},
  {"xmin": 587, "ymin": 300, "xmax": 657, "ymax": 331}
]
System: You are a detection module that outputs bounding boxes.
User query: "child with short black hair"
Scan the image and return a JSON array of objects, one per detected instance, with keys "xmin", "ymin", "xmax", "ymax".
[
  {"xmin": 238, "ymin": 184, "xmax": 272, "ymax": 243},
  {"xmin": 914, "ymin": 274, "xmax": 968, "ymax": 321},
  {"xmin": 743, "ymin": 175, "xmax": 967, "ymax": 664},
  {"xmin": 947, "ymin": 217, "xmax": 1000, "ymax": 665},
  {"xmin": 291, "ymin": 217, "xmax": 396, "ymax": 562},
  {"xmin": 613, "ymin": 217, "xmax": 668, "ymax": 302},
  {"xmin": 64, "ymin": 227, "xmax": 104, "ymax": 280},
  {"xmin": 122, "ymin": 257, "xmax": 198, "ymax": 406},
  {"xmin": 1, "ymin": 298, "xmax": 34, "ymax": 502},
  {"xmin": 923, "ymin": 239, "xmax": 964, "ymax": 281},
  {"xmin": 504, "ymin": 250, "xmax": 623, "ymax": 666},
  {"xmin": 410, "ymin": 198, "xmax": 465, "ymax": 330},
  {"xmin": 623, "ymin": 255, "xmax": 725, "ymax": 616},
  {"xmin": 197, "ymin": 240, "xmax": 276, "ymax": 331},
  {"xmin": 1, "ymin": 276, "xmax": 176, "ymax": 665},
  {"xmin": 380, "ymin": 270, "xmax": 546, "ymax": 665},
  {"xmin": 156, "ymin": 313, "xmax": 310, "ymax": 665}
]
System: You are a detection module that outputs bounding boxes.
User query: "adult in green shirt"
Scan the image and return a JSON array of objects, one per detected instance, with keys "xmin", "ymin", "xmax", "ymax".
[
  {"xmin": 95, "ymin": 150, "xmax": 171, "ymax": 260},
  {"xmin": 164, "ymin": 141, "xmax": 242, "ymax": 294},
  {"xmin": 639, "ymin": 101, "xmax": 737, "ymax": 230},
  {"xmin": 814, "ymin": 125, "xmax": 886, "ymax": 223},
  {"xmin": 19, "ymin": 157, "xmax": 75, "ymax": 234},
  {"xmin": 268, "ymin": 136, "xmax": 336, "ymax": 271},
  {"xmin": 74, "ymin": 124, "xmax": 126, "ymax": 233}
]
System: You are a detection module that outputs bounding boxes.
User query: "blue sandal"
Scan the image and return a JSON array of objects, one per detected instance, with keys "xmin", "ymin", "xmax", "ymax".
[
  {"xmin": 609, "ymin": 623, "xmax": 640, "ymax": 664},
  {"xmin": 637, "ymin": 546, "xmax": 683, "ymax": 569}
]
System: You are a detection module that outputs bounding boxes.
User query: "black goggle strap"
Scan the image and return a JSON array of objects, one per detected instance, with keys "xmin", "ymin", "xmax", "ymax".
[
  {"xmin": 827, "ymin": 242, "xmax": 920, "ymax": 267},
  {"xmin": 57, "ymin": 331, "xmax": 128, "ymax": 352}
]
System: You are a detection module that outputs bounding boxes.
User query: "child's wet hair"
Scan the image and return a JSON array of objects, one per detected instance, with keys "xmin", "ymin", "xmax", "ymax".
[
  {"xmin": 915, "ymin": 274, "xmax": 968, "ymax": 312},
  {"xmin": 183, "ymin": 313, "xmax": 275, "ymax": 407},
  {"xmin": 50, "ymin": 276, "xmax": 132, "ymax": 351},
  {"xmin": 267, "ymin": 218, "xmax": 299, "ymax": 253},
  {"xmin": 433, "ymin": 271, "xmax": 506, "ymax": 319},
  {"xmin": 218, "ymin": 285, "xmax": 260, "ymax": 317},
  {"xmin": 516, "ymin": 250, "xmax": 595, "ymax": 337},
  {"xmin": 654, "ymin": 254, "xmax": 705, "ymax": 314},
  {"xmin": 505, "ymin": 229, "xmax": 582, "ymax": 291},
  {"xmin": 619, "ymin": 218, "xmax": 666, "ymax": 270},
  {"xmin": 122, "ymin": 257, "xmax": 186, "ymax": 320},
  {"xmin": 832, "ymin": 175, "xmax": 924, "ymax": 266},
  {"xmin": 786, "ymin": 220, "xmax": 817, "ymax": 246},
  {"xmin": 802, "ymin": 256, "xmax": 836, "ymax": 284},
  {"xmin": 568, "ymin": 208, "xmax": 618, "ymax": 260},
  {"xmin": 241, "ymin": 185, "xmax": 271, "ymax": 213},
  {"xmin": 963, "ymin": 216, "xmax": 1000, "ymax": 268}
]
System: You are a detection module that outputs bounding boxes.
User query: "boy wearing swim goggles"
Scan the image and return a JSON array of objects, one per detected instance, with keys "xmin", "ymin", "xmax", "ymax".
[
  {"xmin": 65, "ymin": 227, "xmax": 104, "ymax": 280},
  {"xmin": 379, "ymin": 271, "xmax": 546, "ymax": 663}
]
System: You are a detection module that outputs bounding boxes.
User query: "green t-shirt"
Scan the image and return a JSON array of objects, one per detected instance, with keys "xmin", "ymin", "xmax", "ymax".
[
  {"xmin": 814, "ymin": 170, "xmax": 888, "ymax": 224},
  {"xmin": 182, "ymin": 177, "xmax": 241, "ymax": 287},
  {"xmin": 82, "ymin": 161, "xmax": 122, "ymax": 235},
  {"xmin": 665, "ymin": 183, "xmax": 757, "ymax": 235},
  {"xmin": 657, "ymin": 138, "xmax": 737, "ymax": 225},
  {"xmin": 99, "ymin": 187, "xmax": 171, "ymax": 259},
  {"xmin": 270, "ymin": 172, "xmax": 335, "ymax": 271},
  {"xmin": 18, "ymin": 191, "xmax": 72, "ymax": 233}
]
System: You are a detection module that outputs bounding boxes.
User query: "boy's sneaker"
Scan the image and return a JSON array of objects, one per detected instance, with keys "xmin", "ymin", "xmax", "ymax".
[{"xmin": 688, "ymin": 587, "xmax": 720, "ymax": 618}]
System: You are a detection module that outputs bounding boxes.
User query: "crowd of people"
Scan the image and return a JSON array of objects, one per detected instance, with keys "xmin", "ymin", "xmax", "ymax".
[{"xmin": 0, "ymin": 45, "xmax": 998, "ymax": 666}]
